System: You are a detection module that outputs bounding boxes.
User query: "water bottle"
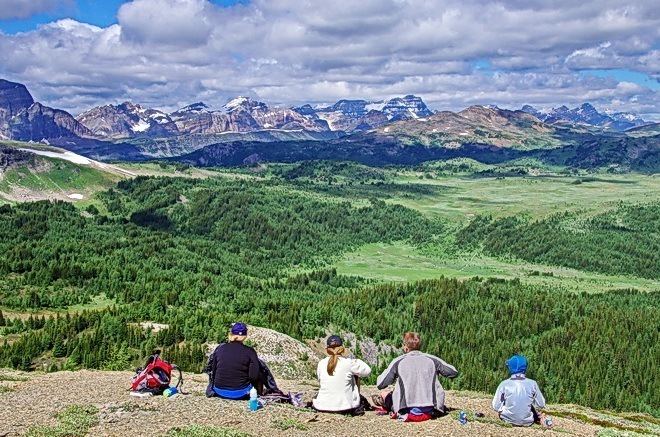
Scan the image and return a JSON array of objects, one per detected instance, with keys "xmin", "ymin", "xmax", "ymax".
[
  {"xmin": 163, "ymin": 386, "xmax": 178, "ymax": 398},
  {"xmin": 248, "ymin": 387, "xmax": 259, "ymax": 412},
  {"xmin": 458, "ymin": 410, "xmax": 468, "ymax": 425}
]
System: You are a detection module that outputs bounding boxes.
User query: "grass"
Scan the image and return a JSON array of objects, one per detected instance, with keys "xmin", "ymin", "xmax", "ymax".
[
  {"xmin": 547, "ymin": 408, "xmax": 659, "ymax": 435},
  {"xmin": 0, "ymin": 159, "xmax": 119, "ymax": 198},
  {"xmin": 1, "ymin": 294, "xmax": 115, "ymax": 321},
  {"xmin": 167, "ymin": 425, "xmax": 252, "ymax": 437},
  {"xmin": 334, "ymin": 241, "xmax": 660, "ymax": 293},
  {"xmin": 387, "ymin": 173, "xmax": 660, "ymax": 222},
  {"xmin": 270, "ymin": 417, "xmax": 308, "ymax": 431},
  {"xmin": 26, "ymin": 404, "xmax": 99, "ymax": 437},
  {"xmin": 0, "ymin": 372, "xmax": 28, "ymax": 382}
]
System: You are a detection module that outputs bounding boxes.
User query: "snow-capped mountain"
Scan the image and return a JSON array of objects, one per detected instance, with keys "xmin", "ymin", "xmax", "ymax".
[
  {"xmin": 170, "ymin": 96, "xmax": 330, "ymax": 135},
  {"xmin": 76, "ymin": 102, "xmax": 178, "ymax": 139},
  {"xmin": 381, "ymin": 95, "xmax": 433, "ymax": 120},
  {"xmin": 297, "ymin": 95, "xmax": 433, "ymax": 131},
  {"xmin": 73, "ymin": 94, "xmax": 433, "ymax": 138},
  {"xmin": 520, "ymin": 103, "xmax": 649, "ymax": 131},
  {"xmin": 609, "ymin": 112, "xmax": 648, "ymax": 129}
]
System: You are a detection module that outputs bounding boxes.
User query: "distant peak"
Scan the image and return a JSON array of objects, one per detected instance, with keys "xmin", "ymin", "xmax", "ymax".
[
  {"xmin": 223, "ymin": 96, "xmax": 267, "ymax": 112},
  {"xmin": 178, "ymin": 102, "xmax": 209, "ymax": 112},
  {"xmin": 224, "ymin": 96, "xmax": 250, "ymax": 108}
]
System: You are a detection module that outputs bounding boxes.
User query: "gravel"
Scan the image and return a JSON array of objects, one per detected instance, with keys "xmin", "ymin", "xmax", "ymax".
[{"xmin": 1, "ymin": 369, "xmax": 601, "ymax": 436}]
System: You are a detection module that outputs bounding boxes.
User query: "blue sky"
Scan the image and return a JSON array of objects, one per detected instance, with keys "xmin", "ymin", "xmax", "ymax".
[
  {"xmin": 0, "ymin": 0, "xmax": 657, "ymax": 119},
  {"xmin": 580, "ymin": 69, "xmax": 659, "ymax": 91}
]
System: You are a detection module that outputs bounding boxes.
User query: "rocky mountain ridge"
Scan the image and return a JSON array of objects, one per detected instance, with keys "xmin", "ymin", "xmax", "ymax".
[
  {"xmin": 521, "ymin": 103, "xmax": 648, "ymax": 131},
  {"xmin": 297, "ymin": 94, "xmax": 434, "ymax": 132},
  {"xmin": 76, "ymin": 102, "xmax": 178, "ymax": 139},
  {"xmin": 369, "ymin": 105, "xmax": 559, "ymax": 150},
  {"xmin": 0, "ymin": 79, "xmax": 93, "ymax": 141}
]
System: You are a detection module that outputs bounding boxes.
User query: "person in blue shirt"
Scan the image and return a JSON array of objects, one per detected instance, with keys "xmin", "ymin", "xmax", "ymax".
[{"xmin": 492, "ymin": 354, "xmax": 547, "ymax": 426}]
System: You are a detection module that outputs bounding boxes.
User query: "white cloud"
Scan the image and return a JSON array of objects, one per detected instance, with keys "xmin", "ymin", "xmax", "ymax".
[
  {"xmin": 117, "ymin": 0, "xmax": 216, "ymax": 47},
  {"xmin": 0, "ymin": 0, "xmax": 658, "ymax": 119}
]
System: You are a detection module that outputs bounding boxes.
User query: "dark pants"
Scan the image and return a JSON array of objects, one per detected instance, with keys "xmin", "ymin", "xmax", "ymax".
[
  {"xmin": 383, "ymin": 392, "xmax": 394, "ymax": 412},
  {"xmin": 383, "ymin": 392, "xmax": 444, "ymax": 417}
]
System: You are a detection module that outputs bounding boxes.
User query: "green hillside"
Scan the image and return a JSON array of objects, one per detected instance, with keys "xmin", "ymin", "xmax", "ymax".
[
  {"xmin": 0, "ymin": 173, "xmax": 658, "ymax": 416},
  {"xmin": 0, "ymin": 145, "xmax": 121, "ymax": 204}
]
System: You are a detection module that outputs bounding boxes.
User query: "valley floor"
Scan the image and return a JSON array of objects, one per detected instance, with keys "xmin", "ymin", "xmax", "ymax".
[{"xmin": 1, "ymin": 369, "xmax": 657, "ymax": 436}]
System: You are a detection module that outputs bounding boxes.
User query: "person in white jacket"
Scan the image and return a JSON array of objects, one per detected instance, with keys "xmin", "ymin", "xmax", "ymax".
[
  {"xmin": 312, "ymin": 335, "xmax": 372, "ymax": 415},
  {"xmin": 492, "ymin": 354, "xmax": 547, "ymax": 426}
]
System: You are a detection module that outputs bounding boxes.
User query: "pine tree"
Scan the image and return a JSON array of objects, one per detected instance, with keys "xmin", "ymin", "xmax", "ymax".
[{"xmin": 52, "ymin": 336, "xmax": 66, "ymax": 358}]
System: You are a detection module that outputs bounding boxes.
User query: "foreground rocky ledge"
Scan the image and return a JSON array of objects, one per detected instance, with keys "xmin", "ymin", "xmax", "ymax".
[{"xmin": 2, "ymin": 369, "xmax": 658, "ymax": 436}]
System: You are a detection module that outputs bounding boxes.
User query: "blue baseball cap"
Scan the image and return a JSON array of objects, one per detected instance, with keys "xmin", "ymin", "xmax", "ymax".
[
  {"xmin": 506, "ymin": 354, "xmax": 528, "ymax": 374},
  {"xmin": 231, "ymin": 322, "xmax": 248, "ymax": 336}
]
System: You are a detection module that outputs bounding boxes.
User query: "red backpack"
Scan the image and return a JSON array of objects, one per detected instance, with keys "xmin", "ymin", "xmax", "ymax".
[{"xmin": 130, "ymin": 351, "xmax": 183, "ymax": 395}]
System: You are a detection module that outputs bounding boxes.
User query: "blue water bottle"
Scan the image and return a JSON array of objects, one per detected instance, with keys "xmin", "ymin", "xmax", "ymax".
[
  {"xmin": 248, "ymin": 387, "xmax": 259, "ymax": 412},
  {"xmin": 458, "ymin": 411, "xmax": 468, "ymax": 425}
]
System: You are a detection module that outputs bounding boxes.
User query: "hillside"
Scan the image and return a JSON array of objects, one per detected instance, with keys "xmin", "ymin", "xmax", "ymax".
[
  {"xmin": 626, "ymin": 122, "xmax": 660, "ymax": 137},
  {"xmin": 370, "ymin": 106, "xmax": 561, "ymax": 150},
  {"xmin": 0, "ymin": 144, "xmax": 128, "ymax": 203}
]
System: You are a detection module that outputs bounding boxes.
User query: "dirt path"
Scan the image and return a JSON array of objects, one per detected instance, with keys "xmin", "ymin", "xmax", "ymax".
[{"xmin": 0, "ymin": 369, "xmax": 608, "ymax": 436}]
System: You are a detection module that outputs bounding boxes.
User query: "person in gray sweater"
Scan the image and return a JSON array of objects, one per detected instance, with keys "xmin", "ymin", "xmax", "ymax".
[
  {"xmin": 376, "ymin": 332, "xmax": 458, "ymax": 415},
  {"xmin": 492, "ymin": 354, "xmax": 547, "ymax": 426}
]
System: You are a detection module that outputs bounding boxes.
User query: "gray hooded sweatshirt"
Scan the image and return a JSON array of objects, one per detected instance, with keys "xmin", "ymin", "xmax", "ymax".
[
  {"xmin": 376, "ymin": 351, "xmax": 458, "ymax": 413},
  {"xmin": 492, "ymin": 373, "xmax": 546, "ymax": 426}
]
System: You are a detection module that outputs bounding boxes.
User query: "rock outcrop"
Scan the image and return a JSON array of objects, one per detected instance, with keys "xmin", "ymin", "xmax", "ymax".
[{"xmin": 0, "ymin": 79, "xmax": 92, "ymax": 141}]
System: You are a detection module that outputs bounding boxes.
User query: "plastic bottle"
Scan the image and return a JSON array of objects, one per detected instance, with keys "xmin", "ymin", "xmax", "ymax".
[
  {"xmin": 248, "ymin": 387, "xmax": 259, "ymax": 412},
  {"xmin": 458, "ymin": 410, "xmax": 468, "ymax": 425},
  {"xmin": 163, "ymin": 386, "xmax": 178, "ymax": 398},
  {"xmin": 544, "ymin": 416, "xmax": 553, "ymax": 428}
]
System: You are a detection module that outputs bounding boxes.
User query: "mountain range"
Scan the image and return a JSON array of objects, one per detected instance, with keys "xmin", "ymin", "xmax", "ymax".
[
  {"xmin": 521, "ymin": 103, "xmax": 648, "ymax": 131},
  {"xmin": 1, "ymin": 78, "xmax": 652, "ymax": 144},
  {"xmin": 73, "ymin": 94, "xmax": 435, "ymax": 139},
  {"xmin": 1, "ymin": 78, "xmax": 658, "ymax": 171}
]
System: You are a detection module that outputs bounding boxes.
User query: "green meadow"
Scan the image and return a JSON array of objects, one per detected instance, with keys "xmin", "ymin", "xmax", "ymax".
[
  {"xmin": 334, "ymin": 241, "xmax": 660, "ymax": 293},
  {"xmin": 388, "ymin": 172, "xmax": 659, "ymax": 221}
]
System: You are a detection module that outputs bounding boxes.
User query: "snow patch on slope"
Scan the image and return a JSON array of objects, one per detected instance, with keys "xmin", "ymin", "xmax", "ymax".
[{"xmin": 131, "ymin": 120, "xmax": 150, "ymax": 132}]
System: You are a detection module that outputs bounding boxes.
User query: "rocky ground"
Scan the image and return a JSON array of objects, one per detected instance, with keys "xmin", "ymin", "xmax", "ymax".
[
  {"xmin": 1, "ymin": 329, "xmax": 658, "ymax": 436},
  {"xmin": 2, "ymin": 368, "xmax": 658, "ymax": 437}
]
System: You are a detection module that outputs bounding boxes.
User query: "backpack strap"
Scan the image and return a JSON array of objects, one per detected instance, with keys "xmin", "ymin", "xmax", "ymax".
[{"xmin": 173, "ymin": 365, "xmax": 189, "ymax": 395}]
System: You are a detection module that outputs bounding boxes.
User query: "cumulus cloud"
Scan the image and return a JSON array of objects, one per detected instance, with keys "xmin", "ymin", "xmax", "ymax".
[
  {"xmin": 117, "ymin": 0, "xmax": 217, "ymax": 47},
  {"xmin": 0, "ymin": 0, "xmax": 658, "ymax": 119},
  {"xmin": 0, "ymin": 0, "xmax": 72, "ymax": 20}
]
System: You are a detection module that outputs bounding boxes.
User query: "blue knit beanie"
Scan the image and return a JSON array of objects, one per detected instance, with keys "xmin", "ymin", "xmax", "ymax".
[{"xmin": 506, "ymin": 354, "xmax": 528, "ymax": 374}]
